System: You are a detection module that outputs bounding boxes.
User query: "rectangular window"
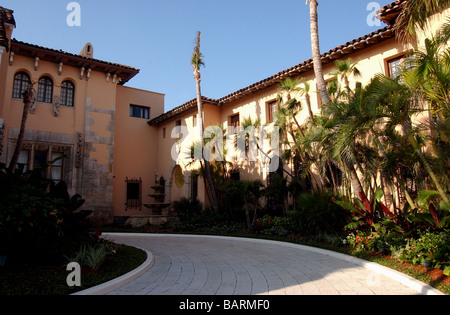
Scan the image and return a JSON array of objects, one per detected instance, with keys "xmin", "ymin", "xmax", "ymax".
[
  {"xmin": 17, "ymin": 150, "xmax": 29, "ymax": 174},
  {"xmin": 386, "ymin": 53, "xmax": 415, "ymax": 80},
  {"xmin": 175, "ymin": 120, "xmax": 182, "ymax": 134},
  {"xmin": 125, "ymin": 178, "xmax": 142, "ymax": 210},
  {"xmin": 50, "ymin": 152, "xmax": 63, "ymax": 183},
  {"xmin": 230, "ymin": 114, "xmax": 240, "ymax": 128},
  {"xmin": 130, "ymin": 105, "xmax": 150, "ymax": 119},
  {"xmin": 33, "ymin": 150, "xmax": 48, "ymax": 178},
  {"xmin": 163, "ymin": 127, "xmax": 166, "ymax": 139},
  {"xmin": 267, "ymin": 100, "xmax": 278, "ymax": 123}
]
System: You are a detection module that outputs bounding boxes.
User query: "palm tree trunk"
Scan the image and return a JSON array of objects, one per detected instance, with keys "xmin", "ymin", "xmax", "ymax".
[
  {"xmin": 305, "ymin": 92, "xmax": 314, "ymax": 122},
  {"xmin": 371, "ymin": 130, "xmax": 416, "ymax": 209},
  {"xmin": 308, "ymin": 0, "xmax": 331, "ymax": 106},
  {"xmin": 8, "ymin": 84, "xmax": 34, "ymax": 172},
  {"xmin": 348, "ymin": 164, "xmax": 364, "ymax": 199},
  {"xmin": 195, "ymin": 79, "xmax": 220, "ymax": 214},
  {"xmin": 191, "ymin": 31, "xmax": 220, "ymax": 214}
]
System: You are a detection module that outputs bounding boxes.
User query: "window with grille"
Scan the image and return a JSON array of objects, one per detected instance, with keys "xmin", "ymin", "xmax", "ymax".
[
  {"xmin": 60, "ymin": 81, "xmax": 75, "ymax": 107},
  {"xmin": 267, "ymin": 100, "xmax": 278, "ymax": 123},
  {"xmin": 13, "ymin": 72, "xmax": 31, "ymax": 99},
  {"xmin": 386, "ymin": 53, "xmax": 415, "ymax": 80},
  {"xmin": 125, "ymin": 178, "xmax": 142, "ymax": 210},
  {"xmin": 37, "ymin": 76, "xmax": 53, "ymax": 103}
]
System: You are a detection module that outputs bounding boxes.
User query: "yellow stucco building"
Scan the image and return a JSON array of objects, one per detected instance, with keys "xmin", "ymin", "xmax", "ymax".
[{"xmin": 0, "ymin": 1, "xmax": 448, "ymax": 225}]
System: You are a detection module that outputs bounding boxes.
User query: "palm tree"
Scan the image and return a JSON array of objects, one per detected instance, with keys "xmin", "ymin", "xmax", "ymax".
[
  {"xmin": 393, "ymin": 0, "xmax": 450, "ymax": 44},
  {"xmin": 299, "ymin": 79, "xmax": 315, "ymax": 122},
  {"xmin": 331, "ymin": 58, "xmax": 361, "ymax": 95},
  {"xmin": 191, "ymin": 31, "xmax": 220, "ymax": 213},
  {"xmin": 307, "ymin": 0, "xmax": 331, "ymax": 106},
  {"xmin": 8, "ymin": 83, "xmax": 35, "ymax": 173}
]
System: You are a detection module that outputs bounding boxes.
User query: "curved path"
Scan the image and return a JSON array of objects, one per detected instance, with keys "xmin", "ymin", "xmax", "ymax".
[{"xmin": 89, "ymin": 233, "xmax": 443, "ymax": 295}]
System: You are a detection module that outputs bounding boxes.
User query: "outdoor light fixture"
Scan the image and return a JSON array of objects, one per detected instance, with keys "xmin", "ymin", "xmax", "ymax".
[{"xmin": 34, "ymin": 57, "xmax": 39, "ymax": 71}]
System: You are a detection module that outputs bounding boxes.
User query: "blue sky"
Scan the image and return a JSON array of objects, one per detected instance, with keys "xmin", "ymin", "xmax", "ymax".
[{"xmin": 2, "ymin": 0, "xmax": 393, "ymax": 111}]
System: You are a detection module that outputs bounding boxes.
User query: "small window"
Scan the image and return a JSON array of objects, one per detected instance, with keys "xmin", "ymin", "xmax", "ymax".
[
  {"xmin": 37, "ymin": 76, "xmax": 53, "ymax": 103},
  {"xmin": 33, "ymin": 150, "xmax": 48, "ymax": 178},
  {"xmin": 17, "ymin": 150, "xmax": 29, "ymax": 174},
  {"xmin": 175, "ymin": 120, "xmax": 182, "ymax": 134},
  {"xmin": 50, "ymin": 152, "xmax": 64, "ymax": 183},
  {"xmin": 130, "ymin": 105, "xmax": 150, "ymax": 119},
  {"xmin": 386, "ymin": 54, "xmax": 415, "ymax": 80},
  {"xmin": 267, "ymin": 101, "xmax": 278, "ymax": 123},
  {"xmin": 229, "ymin": 169, "xmax": 240, "ymax": 181},
  {"xmin": 60, "ymin": 81, "xmax": 75, "ymax": 107},
  {"xmin": 125, "ymin": 178, "xmax": 142, "ymax": 210},
  {"xmin": 230, "ymin": 114, "xmax": 240, "ymax": 128},
  {"xmin": 13, "ymin": 72, "xmax": 31, "ymax": 99},
  {"xmin": 163, "ymin": 127, "xmax": 166, "ymax": 139}
]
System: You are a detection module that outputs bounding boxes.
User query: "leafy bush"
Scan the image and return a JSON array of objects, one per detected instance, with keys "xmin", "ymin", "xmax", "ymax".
[
  {"xmin": 291, "ymin": 192, "xmax": 352, "ymax": 235},
  {"xmin": 400, "ymin": 229, "xmax": 450, "ymax": 270},
  {"xmin": 66, "ymin": 244, "xmax": 108, "ymax": 271},
  {"xmin": 174, "ymin": 197, "xmax": 203, "ymax": 222},
  {"xmin": 255, "ymin": 215, "xmax": 291, "ymax": 236},
  {"xmin": 0, "ymin": 164, "xmax": 86, "ymax": 263},
  {"xmin": 346, "ymin": 233, "xmax": 376, "ymax": 251}
]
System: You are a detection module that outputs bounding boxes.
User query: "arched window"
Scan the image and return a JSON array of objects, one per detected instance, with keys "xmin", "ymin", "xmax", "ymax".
[
  {"xmin": 12, "ymin": 72, "xmax": 31, "ymax": 99},
  {"xmin": 60, "ymin": 81, "xmax": 75, "ymax": 107},
  {"xmin": 37, "ymin": 76, "xmax": 53, "ymax": 103}
]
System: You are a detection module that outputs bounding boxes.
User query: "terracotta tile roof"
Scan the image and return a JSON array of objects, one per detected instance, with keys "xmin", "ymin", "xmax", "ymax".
[
  {"xmin": 11, "ymin": 39, "xmax": 140, "ymax": 84},
  {"xmin": 378, "ymin": 0, "xmax": 407, "ymax": 26},
  {"xmin": 0, "ymin": 7, "xmax": 15, "ymax": 52},
  {"xmin": 148, "ymin": 26, "xmax": 395, "ymax": 126},
  {"xmin": 148, "ymin": 96, "xmax": 219, "ymax": 125}
]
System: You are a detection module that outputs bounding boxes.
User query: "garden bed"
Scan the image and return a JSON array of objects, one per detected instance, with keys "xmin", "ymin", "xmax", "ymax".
[{"xmin": 0, "ymin": 244, "xmax": 147, "ymax": 295}]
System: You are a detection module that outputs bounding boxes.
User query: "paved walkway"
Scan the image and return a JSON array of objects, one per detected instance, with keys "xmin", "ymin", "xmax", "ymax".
[{"xmin": 83, "ymin": 233, "xmax": 443, "ymax": 295}]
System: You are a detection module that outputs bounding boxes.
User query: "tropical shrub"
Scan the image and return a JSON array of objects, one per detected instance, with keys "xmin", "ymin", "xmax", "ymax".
[
  {"xmin": 0, "ymin": 164, "xmax": 86, "ymax": 263},
  {"xmin": 174, "ymin": 197, "xmax": 203, "ymax": 222},
  {"xmin": 346, "ymin": 233, "xmax": 376, "ymax": 251},
  {"xmin": 400, "ymin": 229, "xmax": 450, "ymax": 270},
  {"xmin": 66, "ymin": 244, "xmax": 108, "ymax": 271},
  {"xmin": 292, "ymin": 191, "xmax": 351, "ymax": 235},
  {"xmin": 255, "ymin": 215, "xmax": 291, "ymax": 236}
]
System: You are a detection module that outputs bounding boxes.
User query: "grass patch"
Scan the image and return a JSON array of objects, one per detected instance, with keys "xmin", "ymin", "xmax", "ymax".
[{"xmin": 0, "ymin": 245, "xmax": 147, "ymax": 295}]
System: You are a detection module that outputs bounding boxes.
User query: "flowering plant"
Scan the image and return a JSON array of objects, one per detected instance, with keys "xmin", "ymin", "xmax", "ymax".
[
  {"xmin": 400, "ymin": 229, "xmax": 450, "ymax": 269},
  {"xmin": 346, "ymin": 233, "xmax": 376, "ymax": 251}
]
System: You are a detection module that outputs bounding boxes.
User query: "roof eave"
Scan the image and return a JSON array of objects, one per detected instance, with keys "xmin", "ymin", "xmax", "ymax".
[{"xmin": 10, "ymin": 39, "xmax": 140, "ymax": 84}]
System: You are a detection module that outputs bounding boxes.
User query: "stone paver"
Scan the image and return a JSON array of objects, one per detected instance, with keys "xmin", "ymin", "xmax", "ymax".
[{"xmin": 97, "ymin": 233, "xmax": 442, "ymax": 296}]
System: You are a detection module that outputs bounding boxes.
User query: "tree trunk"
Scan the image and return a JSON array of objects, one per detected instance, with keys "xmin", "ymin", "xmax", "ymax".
[
  {"xmin": 8, "ymin": 84, "xmax": 35, "ymax": 173},
  {"xmin": 348, "ymin": 164, "xmax": 364, "ymax": 199},
  {"xmin": 194, "ymin": 72, "xmax": 220, "ymax": 214},
  {"xmin": 305, "ymin": 92, "xmax": 314, "ymax": 121},
  {"xmin": 309, "ymin": 0, "xmax": 332, "ymax": 107}
]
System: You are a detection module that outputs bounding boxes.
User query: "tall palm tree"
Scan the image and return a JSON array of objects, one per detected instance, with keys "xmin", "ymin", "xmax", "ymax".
[
  {"xmin": 191, "ymin": 31, "xmax": 220, "ymax": 213},
  {"xmin": 8, "ymin": 83, "xmax": 35, "ymax": 172},
  {"xmin": 307, "ymin": 0, "xmax": 331, "ymax": 106},
  {"xmin": 394, "ymin": 0, "xmax": 450, "ymax": 44}
]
